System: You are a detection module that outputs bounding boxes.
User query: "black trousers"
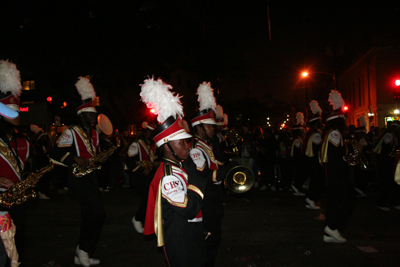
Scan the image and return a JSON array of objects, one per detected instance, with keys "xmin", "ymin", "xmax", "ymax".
[
  {"xmin": 306, "ymin": 157, "xmax": 324, "ymax": 201},
  {"xmin": 325, "ymin": 184, "xmax": 356, "ymax": 232},
  {"xmin": 131, "ymin": 173, "xmax": 151, "ymax": 224},
  {"xmin": 203, "ymin": 184, "xmax": 223, "ymax": 267},
  {"xmin": 70, "ymin": 172, "xmax": 106, "ymax": 256},
  {"xmin": 293, "ymin": 156, "xmax": 309, "ymax": 190}
]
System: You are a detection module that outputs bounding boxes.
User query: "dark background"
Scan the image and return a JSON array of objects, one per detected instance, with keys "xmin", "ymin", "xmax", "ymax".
[{"xmin": 1, "ymin": 1, "xmax": 399, "ymax": 129}]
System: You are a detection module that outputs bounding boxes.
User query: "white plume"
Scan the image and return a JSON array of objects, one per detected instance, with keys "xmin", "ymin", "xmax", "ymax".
[
  {"xmin": 215, "ymin": 105, "xmax": 223, "ymax": 119},
  {"xmin": 359, "ymin": 115, "xmax": 367, "ymax": 127},
  {"xmin": 0, "ymin": 60, "xmax": 22, "ymax": 96},
  {"xmin": 140, "ymin": 77, "xmax": 184, "ymax": 124},
  {"xmin": 296, "ymin": 112, "xmax": 304, "ymax": 125},
  {"xmin": 75, "ymin": 77, "xmax": 96, "ymax": 100},
  {"xmin": 328, "ymin": 90, "xmax": 345, "ymax": 110},
  {"xmin": 197, "ymin": 81, "xmax": 216, "ymax": 111},
  {"xmin": 309, "ymin": 100, "xmax": 322, "ymax": 115}
]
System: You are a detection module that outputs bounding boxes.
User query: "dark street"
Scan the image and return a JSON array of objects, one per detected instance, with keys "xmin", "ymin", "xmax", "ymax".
[{"xmin": 21, "ymin": 184, "xmax": 400, "ymax": 267}]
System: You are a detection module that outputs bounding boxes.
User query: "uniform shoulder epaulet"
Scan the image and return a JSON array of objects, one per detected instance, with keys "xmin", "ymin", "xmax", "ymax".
[
  {"xmin": 163, "ymin": 163, "xmax": 173, "ymax": 176},
  {"xmin": 68, "ymin": 124, "xmax": 79, "ymax": 130}
]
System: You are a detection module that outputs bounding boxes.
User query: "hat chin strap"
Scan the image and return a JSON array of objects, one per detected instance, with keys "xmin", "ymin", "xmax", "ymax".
[
  {"xmin": 199, "ymin": 123, "xmax": 212, "ymax": 142},
  {"xmin": 166, "ymin": 142, "xmax": 182, "ymax": 162}
]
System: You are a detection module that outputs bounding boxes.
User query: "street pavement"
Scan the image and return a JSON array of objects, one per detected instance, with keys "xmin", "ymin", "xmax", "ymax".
[{"xmin": 20, "ymin": 183, "xmax": 400, "ymax": 267}]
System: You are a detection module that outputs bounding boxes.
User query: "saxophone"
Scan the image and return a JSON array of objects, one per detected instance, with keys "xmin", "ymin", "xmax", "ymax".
[
  {"xmin": 72, "ymin": 145, "xmax": 118, "ymax": 177},
  {"xmin": 132, "ymin": 160, "xmax": 161, "ymax": 172},
  {"xmin": 0, "ymin": 160, "xmax": 54, "ymax": 207}
]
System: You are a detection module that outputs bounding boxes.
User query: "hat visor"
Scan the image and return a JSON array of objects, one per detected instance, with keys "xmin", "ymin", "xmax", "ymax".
[
  {"xmin": 0, "ymin": 102, "xmax": 19, "ymax": 119},
  {"xmin": 168, "ymin": 131, "xmax": 192, "ymax": 142}
]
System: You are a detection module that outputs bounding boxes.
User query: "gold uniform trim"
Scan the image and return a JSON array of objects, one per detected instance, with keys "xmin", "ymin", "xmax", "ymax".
[
  {"xmin": 320, "ymin": 129, "xmax": 332, "ymax": 164},
  {"xmin": 188, "ymin": 184, "xmax": 203, "ymax": 199},
  {"xmin": 163, "ymin": 194, "xmax": 188, "ymax": 208},
  {"xmin": 60, "ymin": 152, "xmax": 70, "ymax": 162},
  {"xmin": 155, "ymin": 179, "xmax": 164, "ymax": 247},
  {"xmin": 0, "ymin": 140, "xmax": 22, "ymax": 177},
  {"xmin": 212, "ymin": 170, "xmax": 218, "ymax": 182}
]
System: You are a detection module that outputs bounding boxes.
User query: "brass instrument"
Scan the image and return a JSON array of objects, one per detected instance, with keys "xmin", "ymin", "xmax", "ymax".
[
  {"xmin": 0, "ymin": 161, "xmax": 54, "ymax": 207},
  {"xmin": 224, "ymin": 166, "xmax": 255, "ymax": 193},
  {"xmin": 96, "ymin": 114, "xmax": 113, "ymax": 135},
  {"xmin": 346, "ymin": 148, "xmax": 370, "ymax": 170},
  {"xmin": 132, "ymin": 161, "xmax": 161, "ymax": 172},
  {"xmin": 345, "ymin": 140, "xmax": 370, "ymax": 170},
  {"xmin": 72, "ymin": 145, "xmax": 118, "ymax": 177}
]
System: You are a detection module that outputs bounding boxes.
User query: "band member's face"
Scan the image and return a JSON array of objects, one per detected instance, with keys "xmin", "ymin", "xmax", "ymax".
[
  {"xmin": 3, "ymin": 114, "xmax": 20, "ymax": 126},
  {"xmin": 143, "ymin": 129, "xmax": 152, "ymax": 140},
  {"xmin": 169, "ymin": 139, "xmax": 190, "ymax": 160},
  {"xmin": 82, "ymin": 112, "xmax": 97, "ymax": 126},
  {"xmin": 204, "ymin": 124, "xmax": 215, "ymax": 138}
]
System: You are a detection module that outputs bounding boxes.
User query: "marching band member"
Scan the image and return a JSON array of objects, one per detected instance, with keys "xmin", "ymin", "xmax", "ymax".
[
  {"xmin": 49, "ymin": 77, "xmax": 106, "ymax": 266},
  {"xmin": 320, "ymin": 90, "xmax": 361, "ymax": 243},
  {"xmin": 353, "ymin": 115, "xmax": 370, "ymax": 197},
  {"xmin": 373, "ymin": 121, "xmax": 400, "ymax": 211},
  {"xmin": 290, "ymin": 112, "xmax": 307, "ymax": 196},
  {"xmin": 0, "ymin": 60, "xmax": 27, "ymax": 266},
  {"xmin": 125, "ymin": 121, "xmax": 158, "ymax": 233},
  {"xmin": 190, "ymin": 82, "xmax": 236, "ymax": 267},
  {"xmin": 302, "ymin": 101, "xmax": 324, "ymax": 209},
  {"xmin": 142, "ymin": 78, "xmax": 208, "ymax": 267}
]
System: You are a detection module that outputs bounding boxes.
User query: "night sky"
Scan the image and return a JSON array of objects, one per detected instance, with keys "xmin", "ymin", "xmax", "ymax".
[{"xmin": 1, "ymin": 1, "xmax": 399, "ymax": 128}]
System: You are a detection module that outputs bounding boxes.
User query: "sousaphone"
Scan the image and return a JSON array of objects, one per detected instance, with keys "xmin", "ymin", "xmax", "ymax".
[
  {"xmin": 96, "ymin": 114, "xmax": 113, "ymax": 135},
  {"xmin": 225, "ymin": 166, "xmax": 255, "ymax": 193}
]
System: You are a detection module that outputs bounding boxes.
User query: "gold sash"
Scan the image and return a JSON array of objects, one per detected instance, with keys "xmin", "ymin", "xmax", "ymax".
[
  {"xmin": 0, "ymin": 140, "xmax": 21, "ymax": 177},
  {"xmin": 319, "ymin": 129, "xmax": 332, "ymax": 164},
  {"xmin": 155, "ymin": 179, "xmax": 164, "ymax": 247}
]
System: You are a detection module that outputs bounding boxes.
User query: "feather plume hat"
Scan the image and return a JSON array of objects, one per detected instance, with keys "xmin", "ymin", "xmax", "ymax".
[
  {"xmin": 326, "ymin": 90, "xmax": 346, "ymax": 122},
  {"xmin": 291, "ymin": 112, "xmax": 305, "ymax": 132},
  {"xmin": 30, "ymin": 124, "xmax": 47, "ymax": 140},
  {"xmin": 140, "ymin": 77, "xmax": 191, "ymax": 147},
  {"xmin": 75, "ymin": 76, "xmax": 97, "ymax": 114},
  {"xmin": 191, "ymin": 81, "xmax": 217, "ymax": 126},
  {"xmin": 308, "ymin": 100, "xmax": 323, "ymax": 123},
  {"xmin": 0, "ymin": 60, "xmax": 22, "ymax": 112}
]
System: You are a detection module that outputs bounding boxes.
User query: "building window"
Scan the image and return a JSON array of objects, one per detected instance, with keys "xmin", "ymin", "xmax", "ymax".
[
  {"xmin": 22, "ymin": 80, "xmax": 35, "ymax": 90},
  {"xmin": 94, "ymin": 96, "xmax": 100, "ymax": 106}
]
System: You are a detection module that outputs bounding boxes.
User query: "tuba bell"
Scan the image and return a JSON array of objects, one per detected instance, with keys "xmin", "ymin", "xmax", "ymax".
[
  {"xmin": 96, "ymin": 114, "xmax": 113, "ymax": 135},
  {"xmin": 224, "ymin": 166, "xmax": 255, "ymax": 193}
]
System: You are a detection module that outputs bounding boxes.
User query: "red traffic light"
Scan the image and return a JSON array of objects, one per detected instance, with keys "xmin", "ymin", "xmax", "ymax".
[
  {"xmin": 150, "ymin": 108, "xmax": 155, "ymax": 114},
  {"xmin": 343, "ymin": 105, "xmax": 349, "ymax": 111},
  {"xmin": 396, "ymin": 79, "xmax": 400, "ymax": 86},
  {"xmin": 47, "ymin": 96, "xmax": 52, "ymax": 103}
]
